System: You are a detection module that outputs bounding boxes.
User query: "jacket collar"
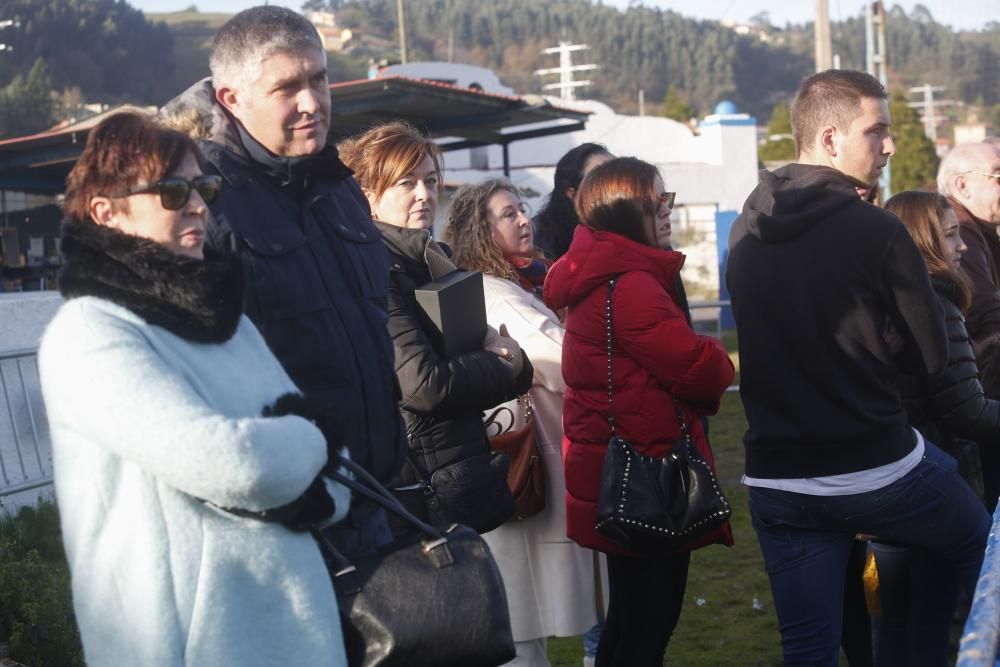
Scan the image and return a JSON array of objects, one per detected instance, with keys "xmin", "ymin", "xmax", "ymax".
[
  {"xmin": 374, "ymin": 221, "xmax": 456, "ymax": 280},
  {"xmin": 59, "ymin": 222, "xmax": 245, "ymax": 343}
]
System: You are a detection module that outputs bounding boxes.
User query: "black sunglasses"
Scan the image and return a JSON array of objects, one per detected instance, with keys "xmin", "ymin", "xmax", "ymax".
[{"xmin": 111, "ymin": 174, "xmax": 222, "ymax": 210}]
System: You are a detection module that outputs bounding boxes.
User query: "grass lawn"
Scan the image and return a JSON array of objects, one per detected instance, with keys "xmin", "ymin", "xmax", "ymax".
[{"xmin": 546, "ymin": 390, "xmax": 787, "ymax": 666}]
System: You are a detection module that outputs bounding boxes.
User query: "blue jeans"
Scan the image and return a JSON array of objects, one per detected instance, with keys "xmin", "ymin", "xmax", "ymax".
[{"xmin": 749, "ymin": 442, "xmax": 989, "ymax": 667}]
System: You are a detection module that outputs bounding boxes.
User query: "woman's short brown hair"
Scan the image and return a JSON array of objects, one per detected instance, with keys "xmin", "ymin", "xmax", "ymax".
[
  {"xmin": 337, "ymin": 121, "xmax": 442, "ymax": 203},
  {"xmin": 446, "ymin": 178, "xmax": 523, "ymax": 282},
  {"xmin": 574, "ymin": 156, "xmax": 659, "ymax": 246},
  {"xmin": 64, "ymin": 111, "xmax": 203, "ymax": 225},
  {"xmin": 884, "ymin": 190, "xmax": 971, "ymax": 312}
]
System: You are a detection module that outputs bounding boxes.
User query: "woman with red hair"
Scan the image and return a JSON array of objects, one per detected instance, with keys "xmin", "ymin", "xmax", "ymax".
[{"xmin": 544, "ymin": 156, "xmax": 734, "ymax": 666}]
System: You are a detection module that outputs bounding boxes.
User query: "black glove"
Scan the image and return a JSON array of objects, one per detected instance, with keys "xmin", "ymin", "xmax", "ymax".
[{"xmin": 263, "ymin": 392, "xmax": 347, "ymax": 469}]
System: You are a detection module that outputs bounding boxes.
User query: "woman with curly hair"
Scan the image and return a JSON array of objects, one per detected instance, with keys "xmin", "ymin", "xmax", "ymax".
[{"xmin": 448, "ymin": 178, "xmax": 598, "ymax": 667}]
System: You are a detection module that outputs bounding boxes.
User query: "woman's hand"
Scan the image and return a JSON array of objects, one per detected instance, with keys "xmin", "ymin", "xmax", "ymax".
[{"xmin": 484, "ymin": 324, "xmax": 525, "ymax": 377}]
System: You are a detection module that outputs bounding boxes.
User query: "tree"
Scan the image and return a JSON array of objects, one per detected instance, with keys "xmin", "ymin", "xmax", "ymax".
[
  {"xmin": 888, "ymin": 91, "xmax": 939, "ymax": 193},
  {"xmin": 758, "ymin": 101, "xmax": 796, "ymax": 163},
  {"xmin": 0, "ymin": 58, "xmax": 55, "ymax": 139},
  {"xmin": 662, "ymin": 85, "xmax": 694, "ymax": 123}
]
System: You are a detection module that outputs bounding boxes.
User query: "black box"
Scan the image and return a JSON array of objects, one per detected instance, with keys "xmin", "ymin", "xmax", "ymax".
[{"xmin": 414, "ymin": 270, "xmax": 487, "ymax": 358}]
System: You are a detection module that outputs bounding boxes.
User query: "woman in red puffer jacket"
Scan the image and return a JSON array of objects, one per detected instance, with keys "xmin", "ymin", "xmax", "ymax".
[{"xmin": 543, "ymin": 156, "xmax": 735, "ymax": 667}]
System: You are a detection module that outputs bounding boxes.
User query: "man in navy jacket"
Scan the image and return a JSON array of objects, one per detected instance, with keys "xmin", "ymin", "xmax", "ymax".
[{"xmin": 163, "ymin": 6, "xmax": 405, "ymax": 553}]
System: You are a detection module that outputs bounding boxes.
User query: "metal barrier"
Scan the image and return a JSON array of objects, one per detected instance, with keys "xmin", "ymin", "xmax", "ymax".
[
  {"xmin": 0, "ymin": 347, "xmax": 53, "ymax": 498},
  {"xmin": 958, "ymin": 504, "xmax": 1000, "ymax": 666},
  {"xmin": 689, "ymin": 300, "xmax": 739, "ymax": 393}
]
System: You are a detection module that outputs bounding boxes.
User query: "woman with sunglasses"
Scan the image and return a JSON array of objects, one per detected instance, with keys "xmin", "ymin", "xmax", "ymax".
[
  {"xmin": 38, "ymin": 112, "xmax": 353, "ymax": 666},
  {"xmin": 544, "ymin": 157, "xmax": 734, "ymax": 667}
]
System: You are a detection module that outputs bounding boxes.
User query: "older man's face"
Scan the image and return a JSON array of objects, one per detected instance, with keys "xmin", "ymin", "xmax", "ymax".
[
  {"xmin": 963, "ymin": 145, "xmax": 1000, "ymax": 224},
  {"xmin": 222, "ymin": 47, "xmax": 331, "ymax": 157}
]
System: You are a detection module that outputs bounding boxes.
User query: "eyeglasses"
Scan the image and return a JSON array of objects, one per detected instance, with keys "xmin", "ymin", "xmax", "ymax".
[
  {"xmin": 657, "ymin": 192, "xmax": 676, "ymax": 209},
  {"xmin": 110, "ymin": 175, "xmax": 222, "ymax": 210},
  {"xmin": 964, "ymin": 171, "xmax": 1000, "ymax": 180}
]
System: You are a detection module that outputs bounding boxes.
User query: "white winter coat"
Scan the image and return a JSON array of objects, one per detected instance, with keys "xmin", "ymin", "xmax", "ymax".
[
  {"xmin": 480, "ymin": 274, "xmax": 598, "ymax": 641},
  {"xmin": 39, "ymin": 297, "xmax": 349, "ymax": 667}
]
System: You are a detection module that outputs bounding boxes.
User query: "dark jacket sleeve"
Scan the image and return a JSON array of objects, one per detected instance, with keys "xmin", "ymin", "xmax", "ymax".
[
  {"xmin": 388, "ymin": 276, "xmax": 532, "ymax": 417},
  {"xmin": 925, "ymin": 295, "xmax": 1000, "ymax": 443},
  {"xmin": 883, "ymin": 226, "xmax": 949, "ymax": 377},
  {"xmin": 959, "ymin": 224, "xmax": 1000, "ymax": 344}
]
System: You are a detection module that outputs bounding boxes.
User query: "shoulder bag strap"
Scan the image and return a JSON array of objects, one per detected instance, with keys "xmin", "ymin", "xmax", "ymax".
[{"xmin": 606, "ymin": 278, "xmax": 618, "ymax": 434}]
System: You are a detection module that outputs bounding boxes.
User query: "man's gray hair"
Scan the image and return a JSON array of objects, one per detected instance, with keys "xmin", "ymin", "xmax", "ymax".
[
  {"xmin": 937, "ymin": 142, "xmax": 996, "ymax": 197},
  {"xmin": 210, "ymin": 6, "xmax": 323, "ymax": 90},
  {"xmin": 937, "ymin": 148, "xmax": 965, "ymax": 197}
]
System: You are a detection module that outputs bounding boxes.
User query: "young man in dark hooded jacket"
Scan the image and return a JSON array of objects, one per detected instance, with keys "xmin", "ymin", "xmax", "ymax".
[
  {"xmin": 726, "ymin": 69, "xmax": 990, "ymax": 666},
  {"xmin": 161, "ymin": 6, "xmax": 406, "ymax": 555}
]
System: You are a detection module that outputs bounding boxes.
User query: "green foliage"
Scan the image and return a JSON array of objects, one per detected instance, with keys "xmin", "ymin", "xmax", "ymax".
[
  {"xmin": 758, "ymin": 100, "xmax": 796, "ymax": 163},
  {"xmin": 662, "ymin": 84, "xmax": 695, "ymax": 122},
  {"xmin": 889, "ymin": 91, "xmax": 939, "ymax": 193},
  {"xmin": 0, "ymin": 502, "xmax": 83, "ymax": 667},
  {"xmin": 321, "ymin": 0, "xmax": 999, "ymax": 123},
  {"xmin": 0, "ymin": 57, "xmax": 56, "ymax": 138},
  {"xmin": 0, "ymin": 0, "xmax": 174, "ymax": 109}
]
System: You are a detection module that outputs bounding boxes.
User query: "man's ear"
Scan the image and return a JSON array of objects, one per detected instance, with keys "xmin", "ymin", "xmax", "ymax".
[
  {"xmin": 819, "ymin": 125, "xmax": 838, "ymax": 158},
  {"xmin": 563, "ymin": 185, "xmax": 577, "ymax": 202},
  {"xmin": 88, "ymin": 196, "xmax": 117, "ymax": 228},
  {"xmin": 954, "ymin": 173, "xmax": 972, "ymax": 201},
  {"xmin": 216, "ymin": 85, "xmax": 240, "ymax": 116}
]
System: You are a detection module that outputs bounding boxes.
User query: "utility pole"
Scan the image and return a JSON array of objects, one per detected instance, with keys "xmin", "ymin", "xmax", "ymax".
[
  {"xmin": 396, "ymin": 0, "xmax": 407, "ymax": 64},
  {"xmin": 815, "ymin": 0, "xmax": 832, "ymax": 71},
  {"xmin": 866, "ymin": 1, "xmax": 891, "ymax": 197},
  {"xmin": 907, "ymin": 83, "xmax": 954, "ymax": 141},
  {"xmin": 638, "ymin": 89, "xmax": 645, "ymax": 117},
  {"xmin": 534, "ymin": 42, "xmax": 597, "ymax": 101}
]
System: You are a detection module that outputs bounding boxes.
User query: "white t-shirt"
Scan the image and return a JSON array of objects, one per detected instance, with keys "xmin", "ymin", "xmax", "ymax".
[{"xmin": 742, "ymin": 429, "xmax": 925, "ymax": 496}]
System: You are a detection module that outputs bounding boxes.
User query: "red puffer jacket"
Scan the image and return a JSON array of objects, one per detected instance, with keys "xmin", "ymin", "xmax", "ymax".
[{"xmin": 544, "ymin": 225, "xmax": 736, "ymax": 555}]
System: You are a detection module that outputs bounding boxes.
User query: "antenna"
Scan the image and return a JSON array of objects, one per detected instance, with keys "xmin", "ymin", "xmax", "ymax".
[{"xmin": 534, "ymin": 41, "xmax": 597, "ymax": 101}]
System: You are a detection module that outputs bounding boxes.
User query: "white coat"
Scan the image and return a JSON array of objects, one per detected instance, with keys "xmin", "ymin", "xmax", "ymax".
[
  {"xmin": 480, "ymin": 274, "xmax": 598, "ymax": 641},
  {"xmin": 39, "ymin": 297, "xmax": 349, "ymax": 667}
]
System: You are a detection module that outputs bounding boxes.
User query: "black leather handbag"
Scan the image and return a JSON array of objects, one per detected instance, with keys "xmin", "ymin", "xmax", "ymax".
[
  {"xmin": 594, "ymin": 278, "xmax": 731, "ymax": 554},
  {"xmin": 317, "ymin": 457, "xmax": 515, "ymax": 667},
  {"xmin": 407, "ymin": 449, "xmax": 515, "ymax": 534}
]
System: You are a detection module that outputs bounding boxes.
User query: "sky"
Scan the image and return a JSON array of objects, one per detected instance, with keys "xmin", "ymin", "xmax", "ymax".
[{"xmin": 126, "ymin": 0, "xmax": 995, "ymax": 32}]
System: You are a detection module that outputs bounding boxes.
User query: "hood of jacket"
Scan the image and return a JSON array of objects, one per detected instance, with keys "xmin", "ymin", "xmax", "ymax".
[
  {"xmin": 160, "ymin": 78, "xmax": 352, "ymax": 189},
  {"xmin": 736, "ymin": 164, "xmax": 870, "ymax": 244},
  {"xmin": 544, "ymin": 224, "xmax": 684, "ymax": 311}
]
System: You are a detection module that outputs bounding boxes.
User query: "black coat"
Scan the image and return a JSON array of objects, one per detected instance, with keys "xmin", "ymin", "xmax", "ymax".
[
  {"xmin": 375, "ymin": 222, "xmax": 533, "ymax": 486},
  {"xmin": 163, "ymin": 79, "xmax": 406, "ymax": 485},
  {"xmin": 900, "ymin": 277, "xmax": 1000, "ymax": 452}
]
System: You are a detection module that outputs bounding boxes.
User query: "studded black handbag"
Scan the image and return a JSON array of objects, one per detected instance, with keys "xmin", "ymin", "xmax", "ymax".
[{"xmin": 594, "ymin": 278, "xmax": 731, "ymax": 554}]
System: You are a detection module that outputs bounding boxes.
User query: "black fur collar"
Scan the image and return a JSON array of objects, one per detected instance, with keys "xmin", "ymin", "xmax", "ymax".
[{"xmin": 59, "ymin": 222, "xmax": 245, "ymax": 343}]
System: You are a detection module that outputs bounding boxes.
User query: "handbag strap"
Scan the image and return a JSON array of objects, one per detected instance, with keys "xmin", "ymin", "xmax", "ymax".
[
  {"xmin": 326, "ymin": 456, "xmax": 443, "ymax": 539},
  {"xmin": 605, "ymin": 279, "xmax": 618, "ymax": 434},
  {"xmin": 605, "ymin": 277, "xmax": 695, "ymax": 454}
]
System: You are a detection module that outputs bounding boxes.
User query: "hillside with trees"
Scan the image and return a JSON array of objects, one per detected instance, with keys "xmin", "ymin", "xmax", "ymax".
[{"xmin": 0, "ymin": 0, "xmax": 996, "ymax": 139}]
